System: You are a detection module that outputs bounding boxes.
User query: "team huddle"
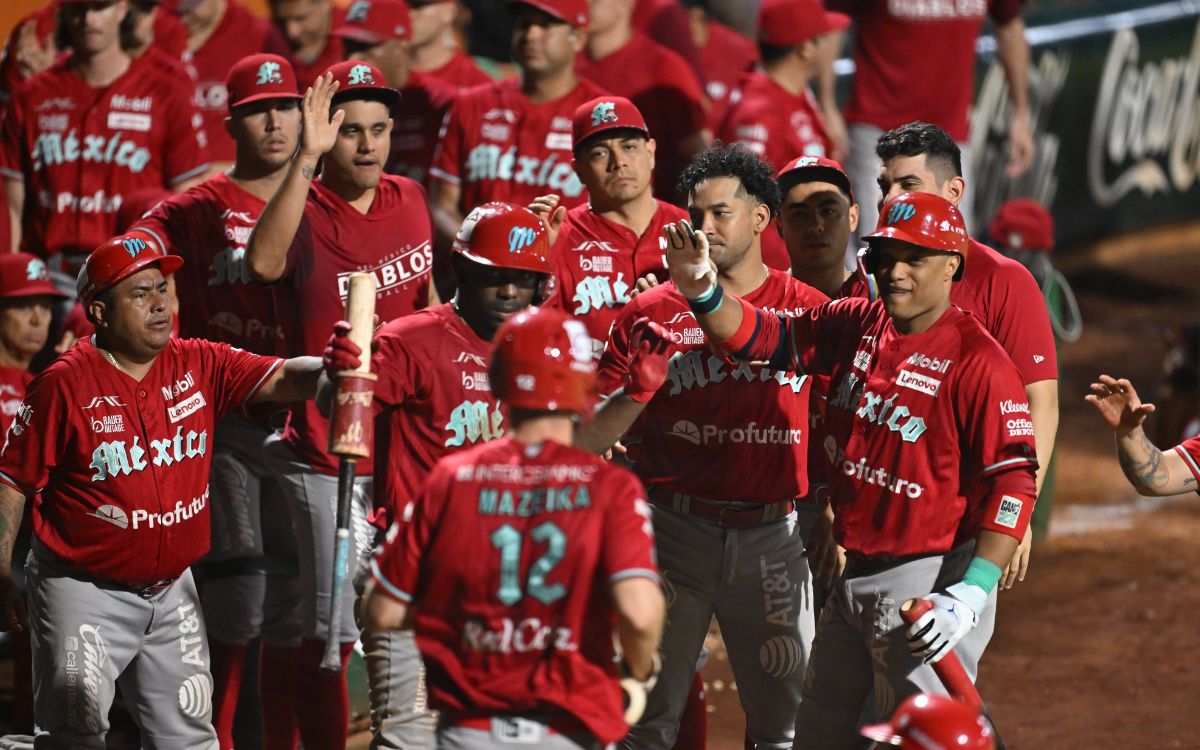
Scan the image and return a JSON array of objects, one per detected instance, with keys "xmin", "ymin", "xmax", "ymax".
[{"xmin": 2, "ymin": 0, "xmax": 1175, "ymax": 748}]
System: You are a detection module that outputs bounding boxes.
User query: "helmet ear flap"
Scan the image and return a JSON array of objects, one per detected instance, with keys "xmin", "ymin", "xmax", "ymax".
[
  {"xmin": 862, "ymin": 244, "xmax": 878, "ymax": 276},
  {"xmin": 534, "ymin": 273, "xmax": 556, "ymax": 305},
  {"xmin": 952, "ymin": 253, "xmax": 965, "ymax": 281}
]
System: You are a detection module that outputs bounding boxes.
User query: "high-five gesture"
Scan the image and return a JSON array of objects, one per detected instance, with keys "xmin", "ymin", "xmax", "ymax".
[
  {"xmin": 1085, "ymin": 375, "xmax": 1156, "ymax": 436},
  {"xmin": 663, "ymin": 220, "xmax": 716, "ymax": 300},
  {"xmin": 300, "ymin": 73, "xmax": 344, "ymax": 160}
]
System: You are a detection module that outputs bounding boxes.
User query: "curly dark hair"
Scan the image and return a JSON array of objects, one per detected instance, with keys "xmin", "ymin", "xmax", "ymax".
[
  {"xmin": 677, "ymin": 141, "xmax": 782, "ymax": 218},
  {"xmin": 875, "ymin": 122, "xmax": 963, "ymax": 183}
]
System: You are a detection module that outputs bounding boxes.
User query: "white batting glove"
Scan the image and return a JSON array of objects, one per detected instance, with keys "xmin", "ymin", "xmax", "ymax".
[
  {"xmin": 619, "ymin": 652, "xmax": 662, "ymax": 725},
  {"xmin": 906, "ymin": 592, "xmax": 978, "ymax": 664}
]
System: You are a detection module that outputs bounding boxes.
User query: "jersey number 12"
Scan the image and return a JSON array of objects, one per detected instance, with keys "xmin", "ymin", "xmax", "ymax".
[{"xmin": 490, "ymin": 521, "xmax": 566, "ymax": 606}]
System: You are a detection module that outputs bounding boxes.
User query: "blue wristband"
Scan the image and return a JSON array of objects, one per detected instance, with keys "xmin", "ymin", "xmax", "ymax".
[{"xmin": 687, "ymin": 283, "xmax": 724, "ymax": 316}]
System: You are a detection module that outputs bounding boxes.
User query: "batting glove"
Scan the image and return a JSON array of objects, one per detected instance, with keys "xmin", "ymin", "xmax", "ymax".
[
  {"xmin": 906, "ymin": 592, "xmax": 978, "ymax": 664},
  {"xmin": 322, "ymin": 320, "xmax": 362, "ymax": 377},
  {"xmin": 619, "ymin": 652, "xmax": 662, "ymax": 725},
  {"xmin": 623, "ymin": 317, "xmax": 672, "ymax": 403}
]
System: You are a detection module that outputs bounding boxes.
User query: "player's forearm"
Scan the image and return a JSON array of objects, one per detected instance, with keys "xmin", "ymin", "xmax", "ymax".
[
  {"xmin": 973, "ymin": 529, "xmax": 1021, "ymax": 572},
  {"xmin": 428, "ymin": 182, "xmax": 464, "ymax": 254},
  {"xmin": 996, "ymin": 17, "xmax": 1031, "ymax": 116},
  {"xmin": 249, "ymin": 356, "xmax": 322, "ymax": 405},
  {"xmin": 1115, "ymin": 426, "xmax": 1193, "ymax": 496},
  {"xmin": 1027, "ymin": 379, "xmax": 1059, "ymax": 497},
  {"xmin": 246, "ymin": 153, "xmax": 318, "ymax": 283},
  {"xmin": 316, "ymin": 372, "xmax": 334, "ymax": 418},
  {"xmin": 612, "ymin": 577, "xmax": 665, "ymax": 680},
  {"xmin": 575, "ymin": 394, "xmax": 649, "ymax": 455},
  {"xmin": 0, "ymin": 483, "xmax": 27, "ymax": 575},
  {"xmin": 362, "ymin": 580, "xmax": 412, "ymax": 633},
  {"xmin": 814, "ymin": 31, "xmax": 843, "ymax": 111},
  {"xmin": 5, "ymin": 179, "xmax": 23, "ymax": 252}
]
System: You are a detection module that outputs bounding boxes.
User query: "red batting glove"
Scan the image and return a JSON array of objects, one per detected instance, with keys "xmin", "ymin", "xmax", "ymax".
[
  {"xmin": 323, "ymin": 320, "xmax": 362, "ymax": 377},
  {"xmin": 624, "ymin": 317, "xmax": 672, "ymax": 403}
]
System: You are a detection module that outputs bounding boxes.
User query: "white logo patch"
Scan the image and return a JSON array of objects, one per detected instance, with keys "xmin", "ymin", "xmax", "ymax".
[
  {"xmin": 178, "ymin": 674, "xmax": 213, "ymax": 719},
  {"xmin": 167, "ymin": 391, "xmax": 206, "ymax": 424},
  {"xmin": 88, "ymin": 505, "xmax": 129, "ymax": 529},
  {"xmin": 896, "ymin": 370, "xmax": 941, "ymax": 397},
  {"xmin": 106, "ymin": 112, "xmax": 152, "ymax": 132},
  {"xmin": 995, "ymin": 495, "xmax": 1022, "ymax": 528}
]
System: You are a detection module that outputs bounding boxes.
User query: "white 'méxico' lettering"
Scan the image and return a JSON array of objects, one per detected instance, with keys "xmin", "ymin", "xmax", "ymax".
[
  {"xmin": 665, "ymin": 350, "xmax": 807, "ymax": 396},
  {"xmin": 462, "ymin": 144, "xmax": 584, "ymax": 197},
  {"xmin": 32, "ymin": 129, "xmax": 151, "ymax": 173},
  {"xmin": 90, "ymin": 430, "xmax": 207, "ymax": 481}
]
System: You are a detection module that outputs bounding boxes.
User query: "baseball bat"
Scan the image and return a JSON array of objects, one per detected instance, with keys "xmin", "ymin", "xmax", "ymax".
[
  {"xmin": 901, "ymin": 598, "xmax": 1007, "ymax": 750},
  {"xmin": 321, "ymin": 273, "xmax": 377, "ymax": 673}
]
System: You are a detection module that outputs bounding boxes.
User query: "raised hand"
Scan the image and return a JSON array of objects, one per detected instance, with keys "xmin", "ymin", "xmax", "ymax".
[
  {"xmin": 1085, "ymin": 375, "xmax": 1155, "ymax": 435},
  {"xmin": 624, "ymin": 317, "xmax": 672, "ymax": 403},
  {"xmin": 662, "ymin": 220, "xmax": 716, "ymax": 299},
  {"xmin": 300, "ymin": 73, "xmax": 345, "ymax": 160},
  {"xmin": 528, "ymin": 194, "xmax": 566, "ymax": 247}
]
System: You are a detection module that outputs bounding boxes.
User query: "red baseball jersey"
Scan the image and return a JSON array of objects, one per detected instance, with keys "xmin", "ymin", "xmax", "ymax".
[
  {"xmin": 370, "ymin": 436, "xmax": 658, "ymax": 744},
  {"xmin": 0, "ymin": 56, "xmax": 210, "ymax": 259},
  {"xmin": 597, "ymin": 271, "xmax": 828, "ymax": 502},
  {"xmin": 718, "ymin": 71, "xmax": 831, "ymax": 166},
  {"xmin": 0, "ymin": 337, "xmax": 281, "ymax": 584},
  {"xmin": 429, "ymin": 77, "xmax": 608, "ymax": 212},
  {"xmin": 747, "ymin": 297, "xmax": 1038, "ymax": 555},
  {"xmin": 133, "ymin": 173, "xmax": 279, "ymax": 355},
  {"xmin": 1173, "ymin": 436, "xmax": 1200, "ymax": 491},
  {"xmin": 386, "ymin": 72, "xmax": 456, "ymax": 184},
  {"xmin": 576, "ymin": 34, "xmax": 707, "ymax": 202},
  {"xmin": 838, "ymin": 0, "xmax": 1023, "ymax": 141},
  {"xmin": 951, "ymin": 239, "xmax": 1058, "ymax": 385},
  {"xmin": 262, "ymin": 9, "xmax": 346, "ymax": 92},
  {"xmin": 422, "ymin": 50, "xmax": 491, "ymax": 91},
  {"xmin": 699, "ymin": 19, "xmax": 759, "ymax": 131},
  {"xmin": 371, "ymin": 303, "xmax": 503, "ymax": 527},
  {"xmin": 182, "ymin": 1, "xmax": 272, "ymax": 164},
  {"xmin": 546, "ymin": 200, "xmax": 687, "ymax": 359},
  {"xmin": 277, "ymin": 174, "xmax": 433, "ymax": 476},
  {"xmin": 0, "ymin": 366, "xmax": 32, "ymax": 437}
]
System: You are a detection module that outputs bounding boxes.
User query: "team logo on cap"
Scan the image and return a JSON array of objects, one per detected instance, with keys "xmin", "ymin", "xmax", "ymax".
[
  {"xmin": 508, "ymin": 226, "xmax": 538, "ymax": 254},
  {"xmin": 793, "ymin": 156, "xmax": 820, "ymax": 168},
  {"xmin": 348, "ymin": 64, "xmax": 375, "ymax": 85},
  {"xmin": 25, "ymin": 258, "xmax": 48, "ymax": 281},
  {"xmin": 256, "ymin": 61, "xmax": 283, "ymax": 86},
  {"xmin": 887, "ymin": 202, "xmax": 917, "ymax": 225},
  {"xmin": 590, "ymin": 102, "xmax": 618, "ymax": 127},
  {"xmin": 122, "ymin": 237, "xmax": 148, "ymax": 259},
  {"xmin": 346, "ymin": 0, "xmax": 371, "ymax": 22}
]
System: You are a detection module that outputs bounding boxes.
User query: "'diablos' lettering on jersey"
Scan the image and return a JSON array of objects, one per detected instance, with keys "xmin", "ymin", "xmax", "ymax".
[{"xmin": 666, "ymin": 350, "xmax": 806, "ymax": 397}]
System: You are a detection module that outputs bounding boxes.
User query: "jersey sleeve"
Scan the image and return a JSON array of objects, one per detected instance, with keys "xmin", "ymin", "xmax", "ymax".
[
  {"xmin": 600, "ymin": 467, "xmax": 659, "ymax": 584},
  {"xmin": 596, "ymin": 298, "xmax": 638, "ymax": 397},
  {"xmin": 956, "ymin": 347, "xmax": 1039, "ymax": 481},
  {"xmin": 981, "ymin": 262, "xmax": 1058, "ymax": 384},
  {"xmin": 196, "ymin": 339, "xmax": 284, "ymax": 416},
  {"xmin": 1173, "ymin": 435, "xmax": 1200, "ymax": 493},
  {"xmin": 161, "ymin": 80, "xmax": 212, "ymax": 186},
  {"xmin": 428, "ymin": 99, "xmax": 464, "ymax": 186},
  {"xmin": 0, "ymin": 371, "xmax": 70, "ymax": 493},
  {"xmin": 370, "ymin": 461, "xmax": 451, "ymax": 603},
  {"xmin": 371, "ymin": 326, "xmax": 426, "ymax": 408}
]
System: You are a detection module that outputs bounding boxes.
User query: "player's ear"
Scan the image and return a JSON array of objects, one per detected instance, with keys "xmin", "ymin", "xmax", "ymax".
[
  {"xmin": 945, "ymin": 253, "xmax": 961, "ymax": 281},
  {"xmin": 223, "ymin": 116, "xmax": 234, "ymax": 139},
  {"xmin": 848, "ymin": 202, "xmax": 860, "ymax": 233},
  {"xmin": 942, "ymin": 174, "xmax": 966, "ymax": 206},
  {"xmin": 88, "ymin": 299, "xmax": 107, "ymax": 329},
  {"xmin": 751, "ymin": 200, "xmax": 771, "ymax": 235},
  {"xmin": 645, "ymin": 137, "xmax": 656, "ymax": 170},
  {"xmin": 568, "ymin": 29, "xmax": 585, "ymax": 53}
]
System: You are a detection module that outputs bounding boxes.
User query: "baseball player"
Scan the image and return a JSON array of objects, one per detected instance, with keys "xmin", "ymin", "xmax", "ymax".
[
  {"xmin": 264, "ymin": 0, "xmax": 346, "ymax": 90},
  {"xmin": 0, "ymin": 231, "xmax": 323, "ymax": 749},
  {"xmin": 361, "ymin": 305, "xmax": 666, "ymax": 750},
  {"xmin": 577, "ymin": 0, "xmax": 709, "ymax": 205},
  {"xmin": 860, "ymin": 694, "xmax": 996, "ymax": 750},
  {"xmin": 0, "ymin": 252, "xmax": 66, "ymax": 733},
  {"xmin": 684, "ymin": 0, "xmax": 760, "ymax": 131},
  {"xmin": 408, "ymin": 0, "xmax": 491, "ymax": 90},
  {"xmin": 665, "ymin": 191, "xmax": 1039, "ymax": 747},
  {"xmin": 332, "ymin": 0, "xmax": 457, "ymax": 183},
  {"xmin": 175, "ymin": 0, "xmax": 274, "ymax": 169},
  {"xmin": 875, "ymin": 122, "xmax": 1058, "ymax": 588},
  {"xmin": 130, "ymin": 52, "xmax": 304, "ymax": 749},
  {"xmin": 530, "ymin": 96, "xmax": 687, "ymax": 360},
  {"xmin": 0, "ymin": 0, "xmax": 210, "ymax": 267},
  {"xmin": 580, "ymin": 143, "xmax": 828, "ymax": 750},
  {"xmin": 245, "ymin": 60, "xmax": 434, "ymax": 750},
  {"xmin": 1086, "ymin": 375, "xmax": 1200, "ymax": 497},
  {"xmin": 427, "ymin": 0, "xmax": 606, "ymax": 258},
  {"xmin": 834, "ymin": 0, "xmax": 1033, "ymax": 236}
]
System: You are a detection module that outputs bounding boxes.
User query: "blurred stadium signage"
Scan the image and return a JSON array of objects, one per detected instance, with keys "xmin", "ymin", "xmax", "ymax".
[{"xmin": 968, "ymin": 2, "xmax": 1200, "ymax": 247}]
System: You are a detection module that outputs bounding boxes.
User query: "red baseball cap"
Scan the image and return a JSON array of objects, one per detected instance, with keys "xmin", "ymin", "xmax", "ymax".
[
  {"xmin": 989, "ymin": 198, "xmax": 1054, "ymax": 252},
  {"xmin": 572, "ymin": 96, "xmax": 649, "ymax": 150},
  {"xmin": 333, "ymin": 0, "xmax": 412, "ymax": 46},
  {"xmin": 758, "ymin": 0, "xmax": 850, "ymax": 47},
  {"xmin": 78, "ymin": 230, "xmax": 184, "ymax": 305},
  {"xmin": 325, "ymin": 60, "xmax": 401, "ymax": 110},
  {"xmin": 226, "ymin": 54, "xmax": 301, "ymax": 112},
  {"xmin": 0, "ymin": 254, "xmax": 68, "ymax": 300},
  {"xmin": 507, "ymin": 0, "xmax": 589, "ymax": 28},
  {"xmin": 775, "ymin": 155, "xmax": 854, "ymax": 202}
]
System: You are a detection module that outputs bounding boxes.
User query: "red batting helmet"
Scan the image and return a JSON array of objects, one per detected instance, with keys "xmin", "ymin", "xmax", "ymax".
[
  {"xmin": 989, "ymin": 198, "xmax": 1054, "ymax": 253},
  {"xmin": 861, "ymin": 694, "xmax": 996, "ymax": 750},
  {"xmin": 864, "ymin": 192, "xmax": 969, "ymax": 280},
  {"xmin": 453, "ymin": 202, "xmax": 554, "ymax": 301},
  {"xmin": 78, "ymin": 230, "xmax": 184, "ymax": 305},
  {"xmin": 489, "ymin": 307, "xmax": 596, "ymax": 414}
]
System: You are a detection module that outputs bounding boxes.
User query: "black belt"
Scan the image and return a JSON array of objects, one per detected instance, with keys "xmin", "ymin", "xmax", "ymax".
[
  {"xmin": 842, "ymin": 551, "xmax": 941, "ymax": 577},
  {"xmin": 32, "ymin": 539, "xmax": 180, "ymax": 599},
  {"xmin": 648, "ymin": 488, "xmax": 795, "ymax": 529}
]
